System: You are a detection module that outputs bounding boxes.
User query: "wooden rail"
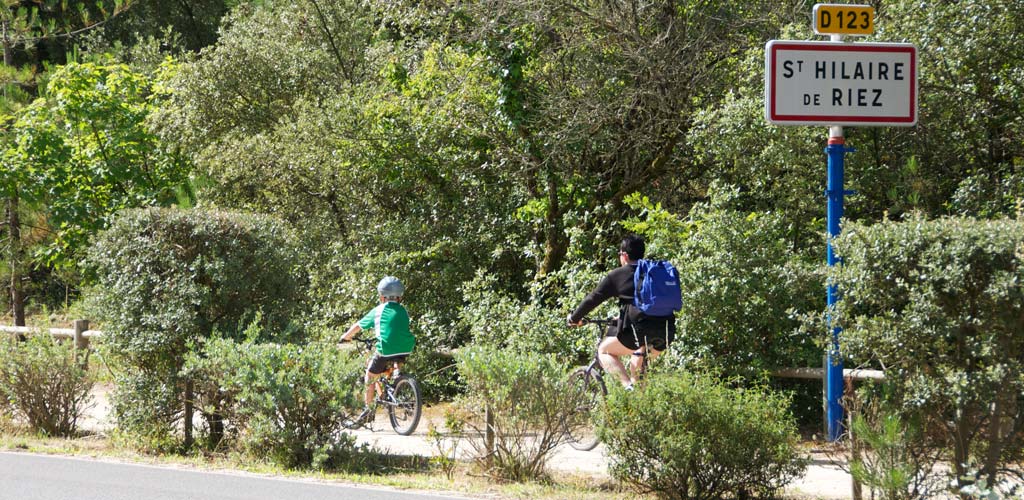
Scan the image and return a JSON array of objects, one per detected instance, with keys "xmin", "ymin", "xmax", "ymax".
[
  {"xmin": 0, "ymin": 320, "xmax": 102, "ymax": 350},
  {"xmin": 771, "ymin": 367, "xmax": 885, "ymax": 381}
]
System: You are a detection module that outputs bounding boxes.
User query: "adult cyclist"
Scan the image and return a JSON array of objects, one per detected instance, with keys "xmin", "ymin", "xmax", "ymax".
[{"xmin": 567, "ymin": 235, "xmax": 675, "ymax": 390}]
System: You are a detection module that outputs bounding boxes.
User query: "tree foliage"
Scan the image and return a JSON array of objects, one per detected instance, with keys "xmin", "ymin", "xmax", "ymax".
[{"xmin": 6, "ymin": 61, "xmax": 189, "ymax": 268}]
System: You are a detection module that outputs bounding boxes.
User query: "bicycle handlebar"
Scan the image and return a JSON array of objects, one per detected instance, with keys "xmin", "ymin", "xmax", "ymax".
[
  {"xmin": 579, "ymin": 317, "xmax": 616, "ymax": 327},
  {"xmin": 344, "ymin": 335, "xmax": 375, "ymax": 352}
]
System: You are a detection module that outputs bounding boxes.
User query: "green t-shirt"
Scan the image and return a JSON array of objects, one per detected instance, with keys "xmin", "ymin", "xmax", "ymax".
[{"xmin": 358, "ymin": 301, "xmax": 414, "ymax": 356}]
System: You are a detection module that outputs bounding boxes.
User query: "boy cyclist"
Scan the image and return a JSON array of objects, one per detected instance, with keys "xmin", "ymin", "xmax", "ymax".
[{"xmin": 340, "ymin": 276, "xmax": 415, "ymax": 424}]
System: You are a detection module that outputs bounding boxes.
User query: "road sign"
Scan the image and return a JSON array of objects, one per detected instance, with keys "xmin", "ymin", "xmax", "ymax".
[
  {"xmin": 765, "ymin": 40, "xmax": 917, "ymax": 126},
  {"xmin": 814, "ymin": 4, "xmax": 874, "ymax": 36}
]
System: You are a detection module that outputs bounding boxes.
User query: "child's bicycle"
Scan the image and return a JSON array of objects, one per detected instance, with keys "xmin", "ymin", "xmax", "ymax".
[{"xmin": 341, "ymin": 336, "xmax": 423, "ymax": 436}]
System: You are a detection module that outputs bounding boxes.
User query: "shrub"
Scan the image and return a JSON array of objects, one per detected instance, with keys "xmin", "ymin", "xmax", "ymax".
[
  {"xmin": 459, "ymin": 269, "xmax": 600, "ymax": 362},
  {"xmin": 454, "ymin": 345, "xmax": 582, "ymax": 481},
  {"xmin": 599, "ymin": 370, "xmax": 806, "ymax": 500},
  {"xmin": 84, "ymin": 207, "xmax": 305, "ymax": 448},
  {"xmin": 848, "ymin": 409, "xmax": 944, "ymax": 500},
  {"xmin": 622, "ymin": 188, "xmax": 822, "ymax": 376},
  {"xmin": 183, "ymin": 337, "xmax": 365, "ymax": 468},
  {"xmin": 407, "ymin": 349, "xmax": 461, "ymax": 403},
  {"xmin": 832, "ymin": 216, "xmax": 1024, "ymax": 490},
  {"xmin": 0, "ymin": 334, "xmax": 93, "ymax": 436}
]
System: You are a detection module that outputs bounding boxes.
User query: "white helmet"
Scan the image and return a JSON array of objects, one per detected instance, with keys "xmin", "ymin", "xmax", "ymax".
[{"xmin": 377, "ymin": 276, "xmax": 405, "ymax": 298}]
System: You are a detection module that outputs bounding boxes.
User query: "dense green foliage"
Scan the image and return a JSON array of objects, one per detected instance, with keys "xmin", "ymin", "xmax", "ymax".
[
  {"xmin": 599, "ymin": 370, "xmax": 806, "ymax": 499},
  {"xmin": 0, "ymin": 334, "xmax": 93, "ymax": 437},
  {"xmin": 832, "ymin": 216, "xmax": 1024, "ymax": 492},
  {"xmin": 5, "ymin": 61, "xmax": 190, "ymax": 268},
  {"xmin": 454, "ymin": 345, "xmax": 581, "ymax": 481},
  {"xmin": 184, "ymin": 337, "xmax": 365, "ymax": 468},
  {"xmin": 0, "ymin": 0, "xmax": 1021, "ymax": 490},
  {"xmin": 85, "ymin": 207, "xmax": 304, "ymax": 447},
  {"xmin": 624, "ymin": 189, "xmax": 823, "ymax": 375}
]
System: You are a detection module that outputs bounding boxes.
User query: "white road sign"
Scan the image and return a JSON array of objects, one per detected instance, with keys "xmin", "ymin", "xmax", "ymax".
[{"xmin": 765, "ymin": 40, "xmax": 917, "ymax": 126}]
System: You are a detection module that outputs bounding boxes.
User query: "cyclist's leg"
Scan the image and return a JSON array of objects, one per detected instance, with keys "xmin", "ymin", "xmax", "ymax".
[
  {"xmin": 629, "ymin": 345, "xmax": 648, "ymax": 382},
  {"xmin": 598, "ymin": 336, "xmax": 636, "ymax": 387},
  {"xmin": 364, "ymin": 372, "xmax": 382, "ymax": 406},
  {"xmin": 629, "ymin": 322, "xmax": 670, "ymax": 380},
  {"xmin": 365, "ymin": 355, "xmax": 390, "ymax": 407}
]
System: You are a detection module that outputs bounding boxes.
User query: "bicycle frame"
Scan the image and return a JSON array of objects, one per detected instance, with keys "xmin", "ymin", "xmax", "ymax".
[{"xmin": 344, "ymin": 335, "xmax": 422, "ymax": 435}]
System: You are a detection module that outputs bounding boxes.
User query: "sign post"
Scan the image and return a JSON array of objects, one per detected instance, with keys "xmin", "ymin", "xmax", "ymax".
[{"xmin": 764, "ymin": 4, "xmax": 917, "ymax": 442}]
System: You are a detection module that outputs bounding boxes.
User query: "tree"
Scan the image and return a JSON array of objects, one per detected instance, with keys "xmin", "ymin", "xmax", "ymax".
[
  {"xmin": 0, "ymin": 0, "xmax": 133, "ymax": 324},
  {"xmin": 435, "ymin": 0, "xmax": 806, "ymax": 274},
  {"xmin": 155, "ymin": 1, "xmax": 529, "ymax": 342},
  {"xmin": 5, "ymin": 61, "xmax": 190, "ymax": 270}
]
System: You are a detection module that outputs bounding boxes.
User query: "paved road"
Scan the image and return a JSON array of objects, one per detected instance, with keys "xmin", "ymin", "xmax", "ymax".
[{"xmin": 0, "ymin": 452, "xmax": 466, "ymax": 500}]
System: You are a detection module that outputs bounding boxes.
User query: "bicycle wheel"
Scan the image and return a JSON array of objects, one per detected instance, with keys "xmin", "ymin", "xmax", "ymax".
[
  {"xmin": 387, "ymin": 375, "xmax": 422, "ymax": 436},
  {"xmin": 563, "ymin": 366, "xmax": 607, "ymax": 451}
]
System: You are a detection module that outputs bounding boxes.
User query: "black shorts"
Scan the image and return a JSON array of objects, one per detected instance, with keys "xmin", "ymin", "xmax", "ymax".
[
  {"xmin": 606, "ymin": 314, "xmax": 676, "ymax": 351},
  {"xmin": 367, "ymin": 354, "xmax": 408, "ymax": 375}
]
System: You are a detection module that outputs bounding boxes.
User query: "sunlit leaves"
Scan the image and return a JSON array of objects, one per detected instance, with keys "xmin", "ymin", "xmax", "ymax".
[{"xmin": 6, "ymin": 62, "xmax": 189, "ymax": 268}]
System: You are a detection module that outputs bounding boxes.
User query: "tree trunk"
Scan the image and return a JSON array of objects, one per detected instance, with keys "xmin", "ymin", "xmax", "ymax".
[
  {"xmin": 7, "ymin": 195, "xmax": 24, "ymax": 327},
  {"xmin": 3, "ymin": 21, "xmax": 25, "ymax": 328},
  {"xmin": 539, "ymin": 167, "xmax": 566, "ymax": 275}
]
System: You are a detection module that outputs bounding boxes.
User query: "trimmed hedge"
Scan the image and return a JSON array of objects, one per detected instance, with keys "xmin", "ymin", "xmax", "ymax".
[
  {"xmin": 85, "ymin": 207, "xmax": 305, "ymax": 448},
  {"xmin": 832, "ymin": 215, "xmax": 1024, "ymax": 491}
]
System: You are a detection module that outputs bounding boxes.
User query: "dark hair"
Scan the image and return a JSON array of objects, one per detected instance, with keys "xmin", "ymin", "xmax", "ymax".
[{"xmin": 620, "ymin": 235, "xmax": 645, "ymax": 261}]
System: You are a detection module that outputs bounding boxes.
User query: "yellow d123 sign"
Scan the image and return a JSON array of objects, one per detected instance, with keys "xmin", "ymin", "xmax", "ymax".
[{"xmin": 814, "ymin": 4, "xmax": 874, "ymax": 36}]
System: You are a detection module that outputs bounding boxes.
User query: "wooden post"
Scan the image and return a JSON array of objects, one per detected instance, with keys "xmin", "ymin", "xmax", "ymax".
[
  {"xmin": 183, "ymin": 379, "xmax": 194, "ymax": 449},
  {"xmin": 846, "ymin": 376, "xmax": 863, "ymax": 500},
  {"xmin": 484, "ymin": 405, "xmax": 495, "ymax": 466},
  {"xmin": 72, "ymin": 319, "xmax": 89, "ymax": 349},
  {"xmin": 73, "ymin": 319, "xmax": 89, "ymax": 367}
]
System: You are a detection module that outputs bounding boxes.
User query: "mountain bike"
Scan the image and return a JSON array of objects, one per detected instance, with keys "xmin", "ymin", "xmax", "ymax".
[
  {"xmin": 563, "ymin": 317, "xmax": 658, "ymax": 451},
  {"xmin": 562, "ymin": 318, "xmax": 613, "ymax": 451},
  {"xmin": 341, "ymin": 336, "xmax": 423, "ymax": 436}
]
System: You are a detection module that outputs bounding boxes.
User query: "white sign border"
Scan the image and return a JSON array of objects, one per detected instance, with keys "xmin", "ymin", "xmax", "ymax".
[{"xmin": 764, "ymin": 40, "xmax": 918, "ymax": 127}]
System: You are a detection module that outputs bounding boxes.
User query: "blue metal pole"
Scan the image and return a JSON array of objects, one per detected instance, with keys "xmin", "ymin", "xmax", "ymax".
[{"xmin": 826, "ymin": 133, "xmax": 847, "ymax": 442}]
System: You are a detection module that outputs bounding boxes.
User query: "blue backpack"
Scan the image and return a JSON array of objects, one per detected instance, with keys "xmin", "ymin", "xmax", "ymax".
[{"xmin": 633, "ymin": 259, "xmax": 682, "ymax": 317}]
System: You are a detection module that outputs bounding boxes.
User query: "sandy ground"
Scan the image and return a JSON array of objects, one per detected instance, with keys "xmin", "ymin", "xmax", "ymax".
[{"xmin": 79, "ymin": 384, "xmax": 854, "ymax": 499}]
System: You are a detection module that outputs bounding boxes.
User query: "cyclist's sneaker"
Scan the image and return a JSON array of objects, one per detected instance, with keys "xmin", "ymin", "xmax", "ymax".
[
  {"xmin": 624, "ymin": 383, "xmax": 634, "ymax": 392},
  {"xmin": 356, "ymin": 406, "xmax": 375, "ymax": 424}
]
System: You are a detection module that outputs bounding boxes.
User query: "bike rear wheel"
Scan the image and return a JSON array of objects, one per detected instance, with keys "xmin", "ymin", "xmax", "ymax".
[
  {"xmin": 387, "ymin": 375, "xmax": 422, "ymax": 435},
  {"xmin": 563, "ymin": 366, "xmax": 606, "ymax": 451}
]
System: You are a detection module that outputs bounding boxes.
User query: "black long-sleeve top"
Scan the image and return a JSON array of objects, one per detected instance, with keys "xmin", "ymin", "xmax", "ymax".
[{"xmin": 569, "ymin": 264, "xmax": 637, "ymax": 323}]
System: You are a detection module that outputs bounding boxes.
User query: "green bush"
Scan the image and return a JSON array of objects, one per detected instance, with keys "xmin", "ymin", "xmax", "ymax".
[
  {"xmin": 848, "ymin": 408, "xmax": 943, "ymax": 500},
  {"xmin": 460, "ymin": 269, "xmax": 600, "ymax": 363},
  {"xmin": 623, "ymin": 188, "xmax": 822, "ymax": 376},
  {"xmin": 831, "ymin": 215, "xmax": 1024, "ymax": 491},
  {"xmin": 0, "ymin": 334, "xmax": 94, "ymax": 437},
  {"xmin": 184, "ymin": 337, "xmax": 365, "ymax": 469},
  {"xmin": 454, "ymin": 345, "xmax": 582, "ymax": 481},
  {"xmin": 84, "ymin": 207, "xmax": 305, "ymax": 448},
  {"xmin": 406, "ymin": 349, "xmax": 461, "ymax": 403},
  {"xmin": 599, "ymin": 370, "xmax": 806, "ymax": 500}
]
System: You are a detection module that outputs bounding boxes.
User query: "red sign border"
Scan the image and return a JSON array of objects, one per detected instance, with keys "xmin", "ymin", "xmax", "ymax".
[{"xmin": 766, "ymin": 41, "xmax": 917, "ymax": 126}]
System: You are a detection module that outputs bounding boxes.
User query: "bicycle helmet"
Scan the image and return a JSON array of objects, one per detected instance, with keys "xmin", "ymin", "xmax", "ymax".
[{"xmin": 377, "ymin": 276, "xmax": 405, "ymax": 298}]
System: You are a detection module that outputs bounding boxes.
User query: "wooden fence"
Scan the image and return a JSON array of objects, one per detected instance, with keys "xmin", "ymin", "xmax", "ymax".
[{"xmin": 0, "ymin": 320, "xmax": 102, "ymax": 351}]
